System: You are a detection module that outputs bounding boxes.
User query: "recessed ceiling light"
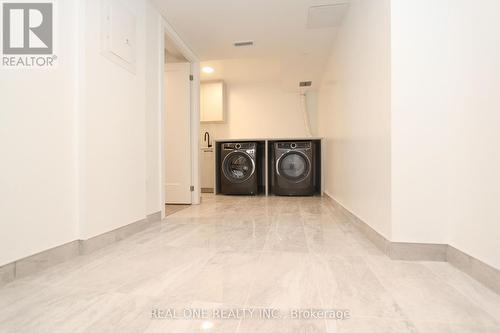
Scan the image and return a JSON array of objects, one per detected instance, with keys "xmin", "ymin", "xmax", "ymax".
[{"xmin": 202, "ymin": 66, "xmax": 214, "ymax": 74}]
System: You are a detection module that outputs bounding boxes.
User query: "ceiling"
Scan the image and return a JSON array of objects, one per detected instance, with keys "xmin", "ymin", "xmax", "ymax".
[
  {"xmin": 198, "ymin": 56, "xmax": 323, "ymax": 91},
  {"xmin": 154, "ymin": 0, "xmax": 350, "ymax": 91},
  {"xmin": 199, "ymin": 57, "xmax": 282, "ymax": 83}
]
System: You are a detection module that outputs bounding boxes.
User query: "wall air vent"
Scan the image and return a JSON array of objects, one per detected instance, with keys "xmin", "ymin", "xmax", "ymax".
[
  {"xmin": 234, "ymin": 41, "xmax": 254, "ymax": 47},
  {"xmin": 299, "ymin": 81, "xmax": 312, "ymax": 87}
]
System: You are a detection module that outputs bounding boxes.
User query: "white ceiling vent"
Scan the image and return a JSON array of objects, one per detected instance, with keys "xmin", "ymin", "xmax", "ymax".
[
  {"xmin": 234, "ymin": 40, "xmax": 254, "ymax": 47},
  {"xmin": 307, "ymin": 3, "xmax": 350, "ymax": 29}
]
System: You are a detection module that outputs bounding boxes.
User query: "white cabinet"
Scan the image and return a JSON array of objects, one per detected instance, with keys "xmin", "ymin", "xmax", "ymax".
[
  {"xmin": 201, "ymin": 81, "xmax": 225, "ymax": 123},
  {"xmin": 201, "ymin": 148, "xmax": 215, "ymax": 192}
]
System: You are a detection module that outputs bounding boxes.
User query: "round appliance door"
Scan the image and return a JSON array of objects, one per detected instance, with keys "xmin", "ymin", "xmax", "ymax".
[
  {"xmin": 277, "ymin": 151, "xmax": 311, "ymax": 182},
  {"xmin": 222, "ymin": 151, "xmax": 255, "ymax": 183}
]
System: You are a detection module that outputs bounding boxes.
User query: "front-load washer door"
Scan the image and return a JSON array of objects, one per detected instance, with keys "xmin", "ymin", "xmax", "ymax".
[
  {"xmin": 222, "ymin": 151, "xmax": 256, "ymax": 183},
  {"xmin": 277, "ymin": 151, "xmax": 311, "ymax": 183}
]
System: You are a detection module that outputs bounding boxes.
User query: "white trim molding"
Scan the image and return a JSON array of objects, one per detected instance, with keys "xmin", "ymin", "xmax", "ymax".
[
  {"xmin": 159, "ymin": 17, "xmax": 201, "ymax": 211},
  {"xmin": 323, "ymin": 192, "xmax": 500, "ymax": 295},
  {"xmin": 0, "ymin": 211, "xmax": 162, "ymax": 287}
]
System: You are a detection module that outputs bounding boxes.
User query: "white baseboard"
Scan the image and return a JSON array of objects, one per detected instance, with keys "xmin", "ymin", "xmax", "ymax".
[{"xmin": 323, "ymin": 192, "xmax": 500, "ymax": 294}]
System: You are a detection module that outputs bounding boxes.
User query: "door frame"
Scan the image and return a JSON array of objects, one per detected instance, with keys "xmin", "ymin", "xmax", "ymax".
[{"xmin": 159, "ymin": 18, "xmax": 201, "ymax": 218}]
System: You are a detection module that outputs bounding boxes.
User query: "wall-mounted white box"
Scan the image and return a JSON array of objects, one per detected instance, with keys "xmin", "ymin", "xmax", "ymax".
[{"xmin": 101, "ymin": 0, "xmax": 136, "ymax": 73}]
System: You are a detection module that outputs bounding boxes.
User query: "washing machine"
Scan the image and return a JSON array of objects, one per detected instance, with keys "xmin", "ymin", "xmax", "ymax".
[
  {"xmin": 273, "ymin": 141, "xmax": 315, "ymax": 196},
  {"xmin": 220, "ymin": 142, "xmax": 258, "ymax": 195}
]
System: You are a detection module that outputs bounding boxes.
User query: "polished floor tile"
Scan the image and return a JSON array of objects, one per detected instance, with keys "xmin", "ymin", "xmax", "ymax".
[
  {"xmin": 165, "ymin": 204, "xmax": 191, "ymax": 217},
  {"xmin": 238, "ymin": 318, "xmax": 328, "ymax": 333},
  {"xmin": 0, "ymin": 194, "xmax": 499, "ymax": 332},
  {"xmin": 246, "ymin": 252, "xmax": 322, "ymax": 309}
]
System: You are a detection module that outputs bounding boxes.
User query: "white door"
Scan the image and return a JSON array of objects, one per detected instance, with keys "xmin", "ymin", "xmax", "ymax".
[{"xmin": 165, "ymin": 62, "xmax": 192, "ymax": 204}]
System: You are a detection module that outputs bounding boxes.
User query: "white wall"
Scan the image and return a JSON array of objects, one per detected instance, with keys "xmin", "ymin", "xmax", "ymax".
[
  {"xmin": 317, "ymin": 0, "xmax": 392, "ymax": 239},
  {"xmin": 318, "ymin": 0, "xmax": 500, "ymax": 270},
  {"xmin": 391, "ymin": 0, "xmax": 500, "ymax": 268},
  {"xmin": 203, "ymin": 82, "xmax": 310, "ymax": 140},
  {"xmin": 448, "ymin": 0, "xmax": 500, "ymax": 269},
  {"xmin": 391, "ymin": 0, "xmax": 452, "ymax": 244},
  {"xmin": 0, "ymin": 0, "xmax": 165, "ymax": 265},
  {"xmin": 80, "ymin": 0, "xmax": 162, "ymax": 238},
  {"xmin": 199, "ymin": 57, "xmax": 312, "ymax": 143},
  {"xmin": 0, "ymin": 0, "xmax": 79, "ymax": 265}
]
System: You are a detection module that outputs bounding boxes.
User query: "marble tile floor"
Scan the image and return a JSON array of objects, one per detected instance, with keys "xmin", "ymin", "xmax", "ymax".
[
  {"xmin": 0, "ymin": 194, "xmax": 499, "ymax": 332},
  {"xmin": 165, "ymin": 204, "xmax": 190, "ymax": 217}
]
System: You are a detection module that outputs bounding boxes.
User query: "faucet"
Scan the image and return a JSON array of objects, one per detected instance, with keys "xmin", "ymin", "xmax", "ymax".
[{"xmin": 204, "ymin": 132, "xmax": 212, "ymax": 148}]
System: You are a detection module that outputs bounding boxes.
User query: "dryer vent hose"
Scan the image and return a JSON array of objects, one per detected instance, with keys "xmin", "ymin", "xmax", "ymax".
[{"xmin": 300, "ymin": 91, "xmax": 313, "ymax": 137}]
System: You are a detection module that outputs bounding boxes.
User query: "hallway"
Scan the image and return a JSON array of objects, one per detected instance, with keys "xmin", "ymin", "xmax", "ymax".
[{"xmin": 0, "ymin": 195, "xmax": 499, "ymax": 332}]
